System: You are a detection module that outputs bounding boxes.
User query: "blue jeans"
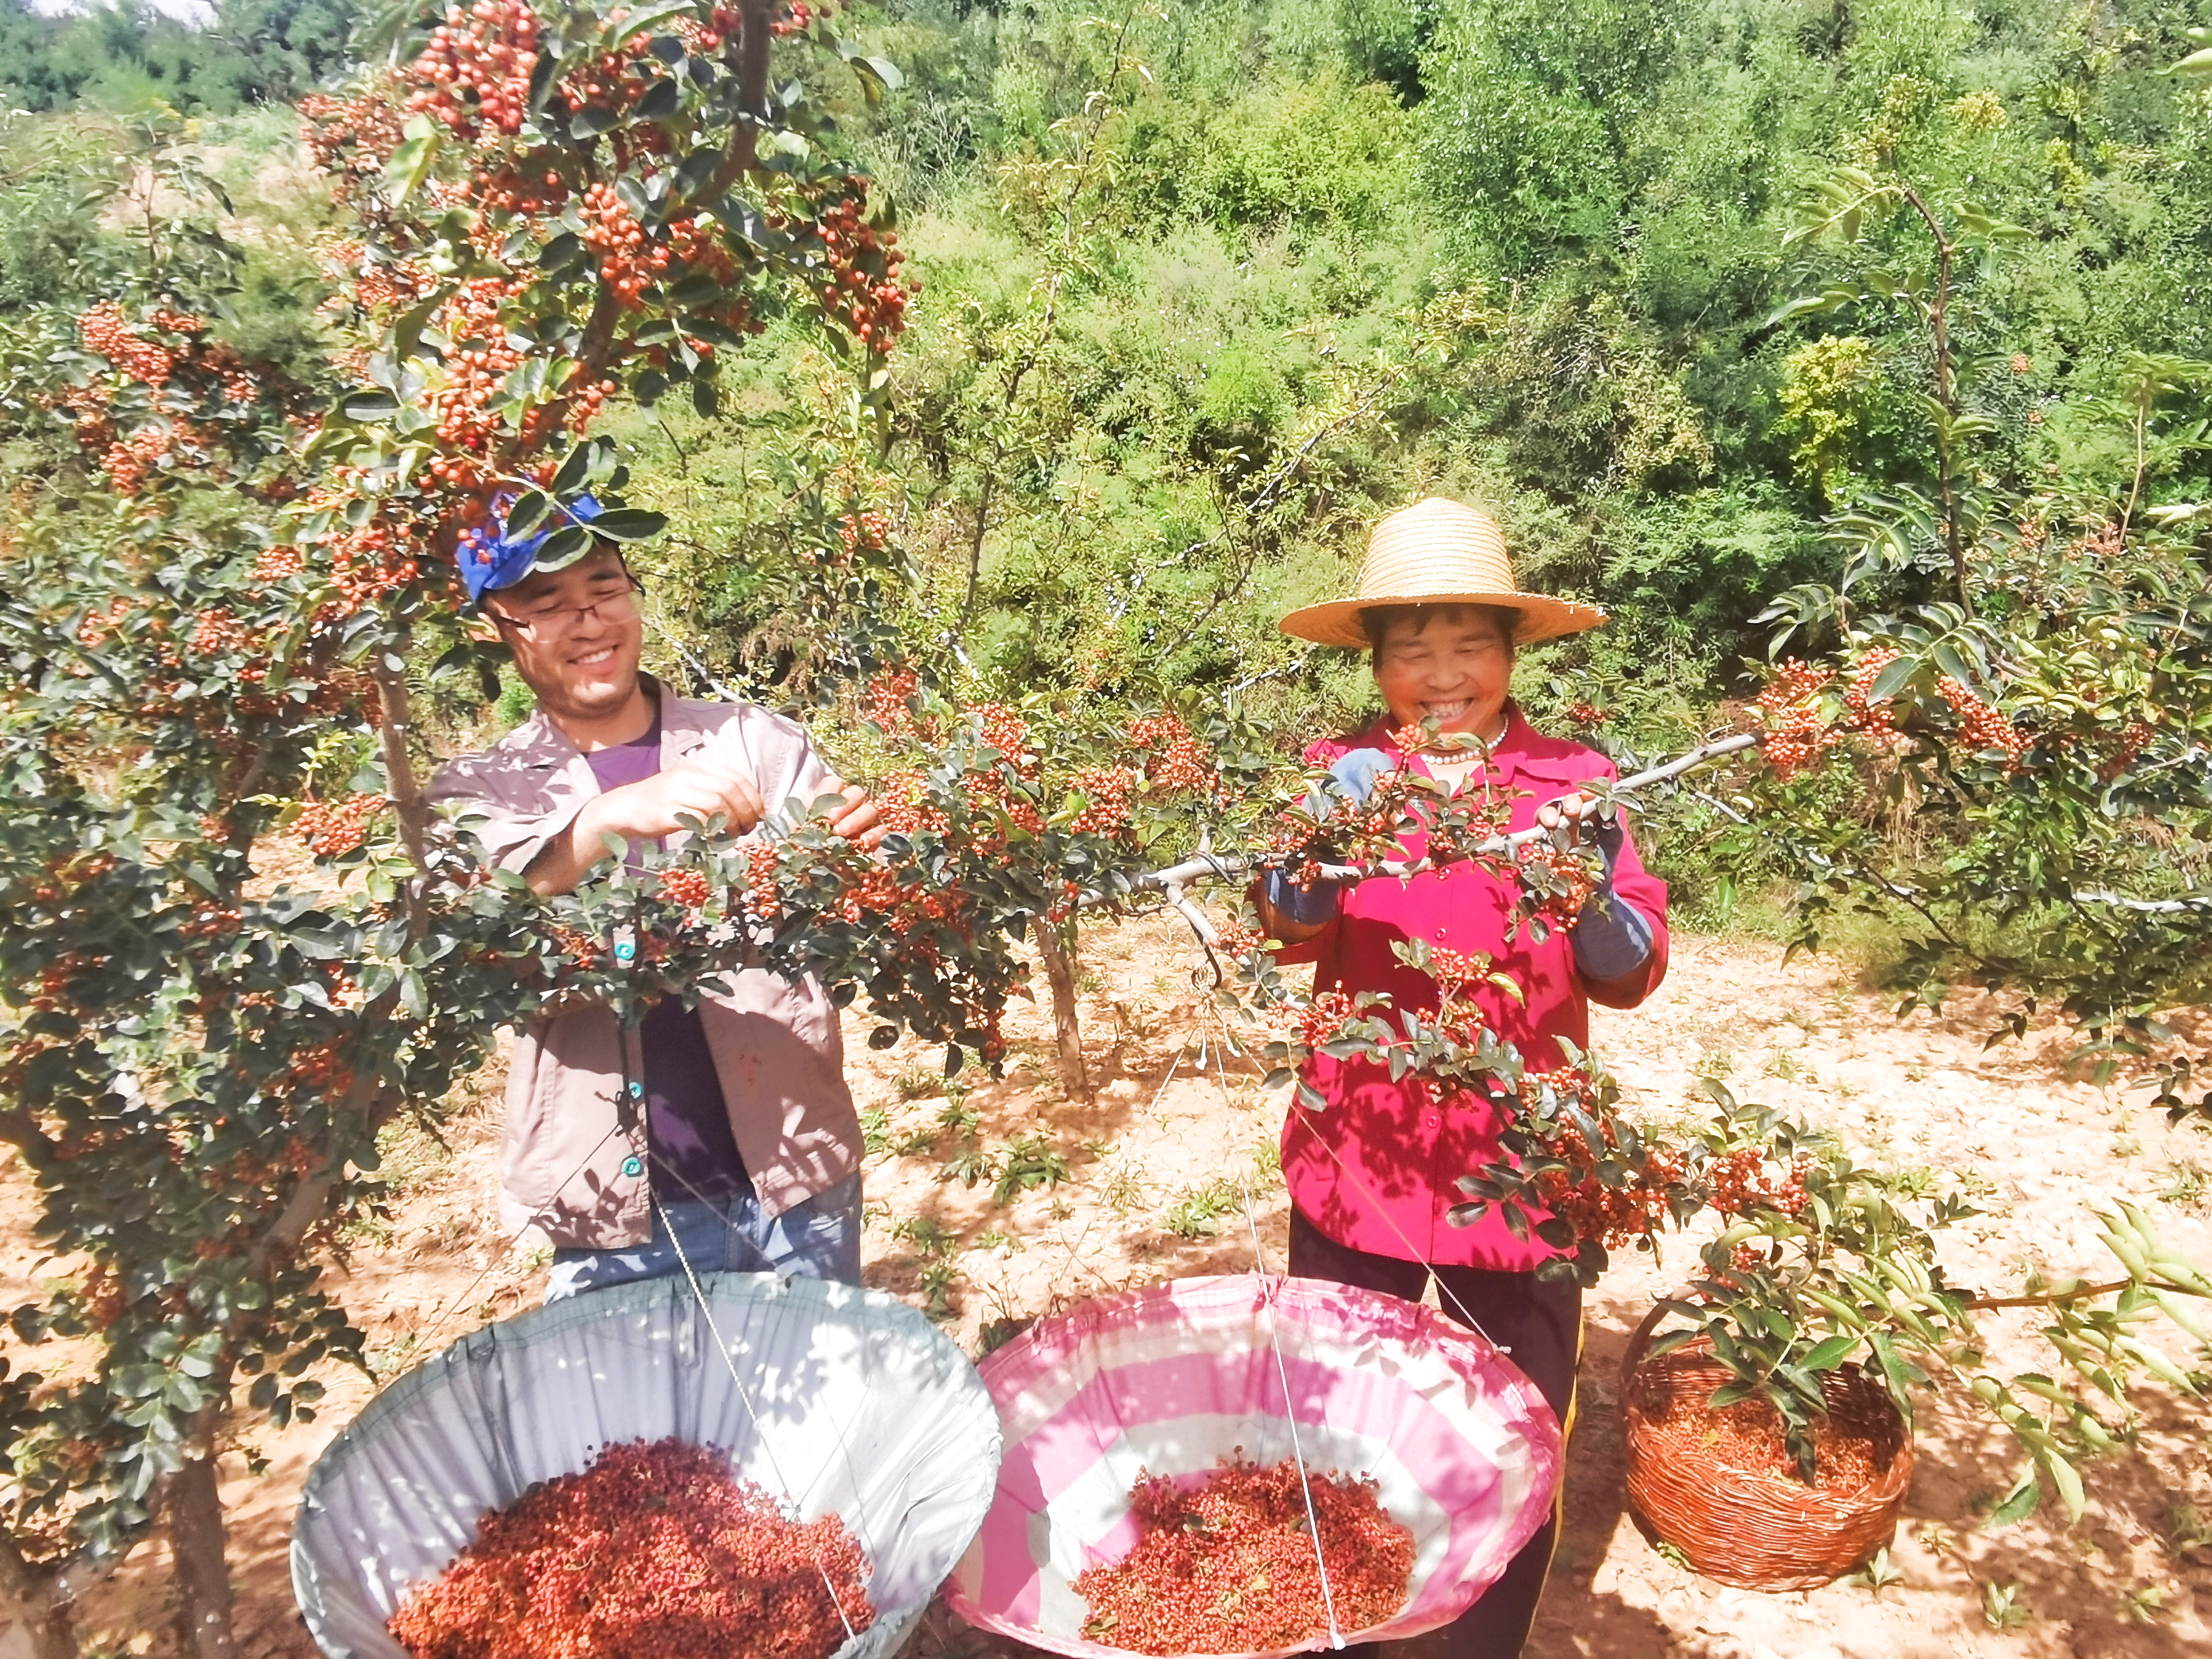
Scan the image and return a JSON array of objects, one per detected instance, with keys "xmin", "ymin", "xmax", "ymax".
[{"xmin": 544, "ymin": 1172, "xmax": 863, "ymax": 1302}]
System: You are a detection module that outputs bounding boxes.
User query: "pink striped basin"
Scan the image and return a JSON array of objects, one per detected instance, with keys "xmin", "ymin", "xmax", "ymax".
[{"xmin": 943, "ymin": 1274, "xmax": 1562, "ymax": 1658}]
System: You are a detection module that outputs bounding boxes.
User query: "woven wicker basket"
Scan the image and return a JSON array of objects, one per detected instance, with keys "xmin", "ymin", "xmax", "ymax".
[{"xmin": 1619, "ymin": 1302, "xmax": 1913, "ymax": 1592}]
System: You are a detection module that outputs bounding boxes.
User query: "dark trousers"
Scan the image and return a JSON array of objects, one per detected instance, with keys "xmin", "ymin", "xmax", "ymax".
[{"xmin": 1287, "ymin": 1207, "xmax": 1580, "ymax": 1659}]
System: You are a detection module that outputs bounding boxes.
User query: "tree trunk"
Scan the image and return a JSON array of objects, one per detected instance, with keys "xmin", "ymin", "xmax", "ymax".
[
  {"xmin": 1032, "ymin": 919, "xmax": 1091, "ymax": 1101},
  {"xmin": 0, "ymin": 1538, "xmax": 78, "ymax": 1659},
  {"xmin": 167, "ymin": 1450, "xmax": 235, "ymax": 1659}
]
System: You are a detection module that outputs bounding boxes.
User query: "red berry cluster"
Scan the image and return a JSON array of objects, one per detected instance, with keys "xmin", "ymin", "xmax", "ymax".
[
  {"xmin": 742, "ymin": 843, "xmax": 782, "ymax": 920},
  {"xmin": 865, "ymin": 667, "xmax": 923, "ymax": 741},
  {"xmin": 302, "ymin": 480, "xmax": 433, "ymax": 614},
  {"xmin": 658, "ymin": 867, "xmax": 713, "ymax": 910},
  {"xmin": 1566, "ymin": 701, "xmax": 1605, "ymax": 727},
  {"xmin": 254, "ymin": 545, "xmax": 307, "ymax": 582},
  {"xmin": 1842, "ymin": 646, "xmax": 1901, "ymax": 736},
  {"xmin": 387, "ymin": 1438, "xmax": 874, "ymax": 1659},
  {"xmin": 965, "ymin": 769, "xmax": 1046, "ymax": 834},
  {"xmin": 1068, "ymin": 766, "xmax": 1139, "ymax": 833},
  {"xmin": 2079, "ymin": 521, "xmax": 2125, "ymax": 558},
  {"xmin": 78, "ymin": 300, "xmax": 178, "ymax": 384},
  {"xmin": 1130, "ymin": 713, "xmax": 1213, "ymax": 795},
  {"xmin": 1937, "ymin": 676, "xmax": 2030, "ymax": 770},
  {"xmin": 1418, "ymin": 944, "xmax": 1488, "ymax": 989},
  {"xmin": 1295, "ymin": 990, "xmax": 1357, "ymax": 1051},
  {"xmin": 425, "ymin": 277, "xmax": 529, "ymax": 486},
  {"xmin": 1703, "ymin": 1148, "xmax": 1811, "ymax": 1218},
  {"xmin": 298, "ymin": 91, "xmax": 409, "ymax": 200},
  {"xmin": 2092, "ymin": 718, "xmax": 2155, "ymax": 783},
  {"xmin": 1073, "ymin": 1455, "xmax": 1414, "ymax": 1655},
  {"xmin": 770, "ymin": 0, "xmax": 830, "ymax": 37},
  {"xmin": 792, "ymin": 187, "xmax": 908, "ymax": 353},
  {"xmin": 1514, "ymin": 842, "xmax": 1599, "ymax": 929},
  {"xmin": 1530, "ymin": 1130, "xmax": 1678, "ymax": 1250},
  {"xmin": 556, "ymin": 39, "xmax": 657, "ymax": 138},
  {"xmin": 1210, "ymin": 918, "xmax": 1267, "ymax": 959},
  {"xmin": 294, "ymin": 795, "xmax": 384, "ymax": 860},
  {"xmin": 874, "ymin": 768, "xmax": 947, "ymax": 837},
  {"xmin": 551, "ymin": 925, "xmax": 602, "ymax": 971},
  {"xmin": 1266, "ymin": 765, "xmax": 1428, "ymax": 882},
  {"xmin": 405, "ymin": 2, "xmax": 541, "ymax": 142},
  {"xmin": 838, "ymin": 508, "xmax": 892, "ymax": 556},
  {"xmin": 76, "ymin": 596, "xmax": 134, "ymax": 648},
  {"xmin": 579, "ymin": 183, "xmax": 658, "ymax": 308},
  {"xmin": 1755, "ymin": 658, "xmax": 1839, "ymax": 778},
  {"xmin": 101, "ymin": 427, "xmax": 181, "ymax": 495},
  {"xmin": 972, "ymin": 702, "xmax": 1032, "ymax": 770},
  {"xmin": 189, "ymin": 608, "xmax": 252, "ymax": 657}
]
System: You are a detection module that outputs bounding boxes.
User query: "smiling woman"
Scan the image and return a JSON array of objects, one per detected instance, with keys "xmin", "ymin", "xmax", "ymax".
[{"xmin": 1251, "ymin": 497, "xmax": 1669, "ymax": 1659}]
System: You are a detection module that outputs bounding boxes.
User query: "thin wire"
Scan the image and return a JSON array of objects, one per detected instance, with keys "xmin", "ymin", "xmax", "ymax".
[
  {"xmin": 613, "ymin": 933, "xmax": 857, "ymax": 1650},
  {"xmin": 1236, "ymin": 1166, "xmax": 1343, "ymax": 1650},
  {"xmin": 651, "ymin": 1188, "xmax": 861, "ymax": 1647},
  {"xmin": 399, "ymin": 1120, "xmax": 627, "ymax": 1364},
  {"xmin": 1284, "ymin": 1095, "xmax": 1500, "ymax": 1347}
]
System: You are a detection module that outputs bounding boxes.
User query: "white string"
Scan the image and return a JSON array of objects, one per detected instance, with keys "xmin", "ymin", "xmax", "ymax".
[
  {"xmin": 651, "ymin": 1189, "xmax": 862, "ymax": 1648},
  {"xmin": 1236, "ymin": 1165, "xmax": 1344, "ymax": 1650},
  {"xmin": 1194, "ymin": 988, "xmax": 1504, "ymax": 1349},
  {"xmin": 1284, "ymin": 1095, "xmax": 1503, "ymax": 1348}
]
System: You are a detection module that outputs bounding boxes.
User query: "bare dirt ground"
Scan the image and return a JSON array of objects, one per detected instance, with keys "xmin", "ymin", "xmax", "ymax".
[{"xmin": 24, "ymin": 919, "xmax": 2212, "ymax": 1658}]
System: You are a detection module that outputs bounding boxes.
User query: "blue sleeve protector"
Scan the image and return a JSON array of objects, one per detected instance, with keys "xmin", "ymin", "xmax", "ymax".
[
  {"xmin": 1263, "ymin": 749, "xmax": 1391, "ymax": 928},
  {"xmin": 1567, "ymin": 812, "xmax": 1654, "ymax": 981}
]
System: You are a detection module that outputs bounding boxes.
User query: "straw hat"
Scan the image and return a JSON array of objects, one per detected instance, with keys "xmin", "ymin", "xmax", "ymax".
[{"xmin": 1279, "ymin": 498, "xmax": 1606, "ymax": 648}]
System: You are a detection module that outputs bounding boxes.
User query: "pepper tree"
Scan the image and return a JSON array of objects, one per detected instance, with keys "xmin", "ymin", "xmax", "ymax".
[{"xmin": 0, "ymin": 2, "xmax": 1105, "ymax": 1651}]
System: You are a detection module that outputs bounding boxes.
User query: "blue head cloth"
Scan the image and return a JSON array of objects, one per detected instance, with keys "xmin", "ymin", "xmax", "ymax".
[{"xmin": 455, "ymin": 492, "xmax": 604, "ymax": 605}]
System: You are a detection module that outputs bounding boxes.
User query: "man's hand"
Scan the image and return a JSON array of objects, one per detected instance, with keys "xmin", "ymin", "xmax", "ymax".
[
  {"xmin": 820, "ymin": 780, "xmax": 886, "ymax": 851},
  {"xmin": 524, "ymin": 753, "xmax": 765, "ymax": 896},
  {"xmin": 589, "ymin": 752, "xmax": 766, "ymax": 845}
]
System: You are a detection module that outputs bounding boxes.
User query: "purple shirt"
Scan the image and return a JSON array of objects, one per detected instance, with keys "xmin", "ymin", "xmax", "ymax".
[{"xmin": 584, "ymin": 710, "xmax": 751, "ymax": 1202}]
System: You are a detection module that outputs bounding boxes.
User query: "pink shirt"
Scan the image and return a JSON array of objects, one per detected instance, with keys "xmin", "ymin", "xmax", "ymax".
[{"xmin": 1276, "ymin": 706, "xmax": 1671, "ymax": 1271}]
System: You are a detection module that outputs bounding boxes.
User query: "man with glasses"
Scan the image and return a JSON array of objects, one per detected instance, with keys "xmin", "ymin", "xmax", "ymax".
[{"xmin": 430, "ymin": 495, "xmax": 883, "ymax": 1297}]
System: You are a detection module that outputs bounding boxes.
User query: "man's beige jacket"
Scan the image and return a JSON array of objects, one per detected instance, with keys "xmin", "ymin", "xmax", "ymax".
[{"xmin": 428, "ymin": 685, "xmax": 861, "ymax": 1248}]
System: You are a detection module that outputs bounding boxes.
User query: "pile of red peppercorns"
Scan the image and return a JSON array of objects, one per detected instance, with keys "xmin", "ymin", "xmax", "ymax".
[
  {"xmin": 1073, "ymin": 1455, "xmax": 1414, "ymax": 1655},
  {"xmin": 387, "ymin": 1437, "xmax": 875, "ymax": 1659}
]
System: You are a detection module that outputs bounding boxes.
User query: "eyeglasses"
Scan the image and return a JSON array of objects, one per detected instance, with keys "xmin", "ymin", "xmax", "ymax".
[{"xmin": 489, "ymin": 577, "xmax": 644, "ymax": 641}]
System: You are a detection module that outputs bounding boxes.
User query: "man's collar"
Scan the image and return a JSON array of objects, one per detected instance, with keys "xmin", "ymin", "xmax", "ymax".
[{"xmin": 502, "ymin": 673, "xmax": 670, "ymax": 768}]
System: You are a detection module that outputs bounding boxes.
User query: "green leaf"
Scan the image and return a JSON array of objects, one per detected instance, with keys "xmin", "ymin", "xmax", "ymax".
[
  {"xmin": 1707, "ymin": 1378, "xmax": 1762, "ymax": 1408},
  {"xmin": 342, "ymin": 390, "xmax": 400, "ymax": 422},
  {"xmin": 381, "ymin": 126, "xmax": 441, "ymax": 209},
  {"xmin": 607, "ymin": 0, "xmax": 695, "ymax": 51},
  {"xmin": 533, "ymin": 525, "xmax": 597, "ymax": 569},
  {"xmin": 2045, "ymin": 1452, "xmax": 2086, "ymax": 1522},
  {"xmin": 584, "ymin": 508, "xmax": 668, "ymax": 543},
  {"xmin": 551, "ymin": 442, "xmax": 596, "ymax": 495},
  {"xmin": 1983, "ymin": 1468, "xmax": 2040, "ymax": 1528},
  {"xmin": 504, "ymin": 490, "xmax": 552, "ymax": 539},
  {"xmin": 1802, "ymin": 1333, "xmax": 1858, "ymax": 1371}
]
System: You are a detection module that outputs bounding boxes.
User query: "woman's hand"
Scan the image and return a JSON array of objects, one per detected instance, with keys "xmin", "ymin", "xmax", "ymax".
[
  {"xmin": 1535, "ymin": 788, "xmax": 1611, "ymax": 847},
  {"xmin": 1538, "ymin": 788, "xmax": 1655, "ymax": 992}
]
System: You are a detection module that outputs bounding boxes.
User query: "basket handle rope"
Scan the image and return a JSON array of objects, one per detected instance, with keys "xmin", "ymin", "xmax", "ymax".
[
  {"xmin": 650, "ymin": 1184, "xmax": 862, "ymax": 1647},
  {"xmin": 1235, "ymin": 1162, "xmax": 1345, "ymax": 1650},
  {"xmin": 616, "ymin": 1004, "xmax": 864, "ymax": 1650}
]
